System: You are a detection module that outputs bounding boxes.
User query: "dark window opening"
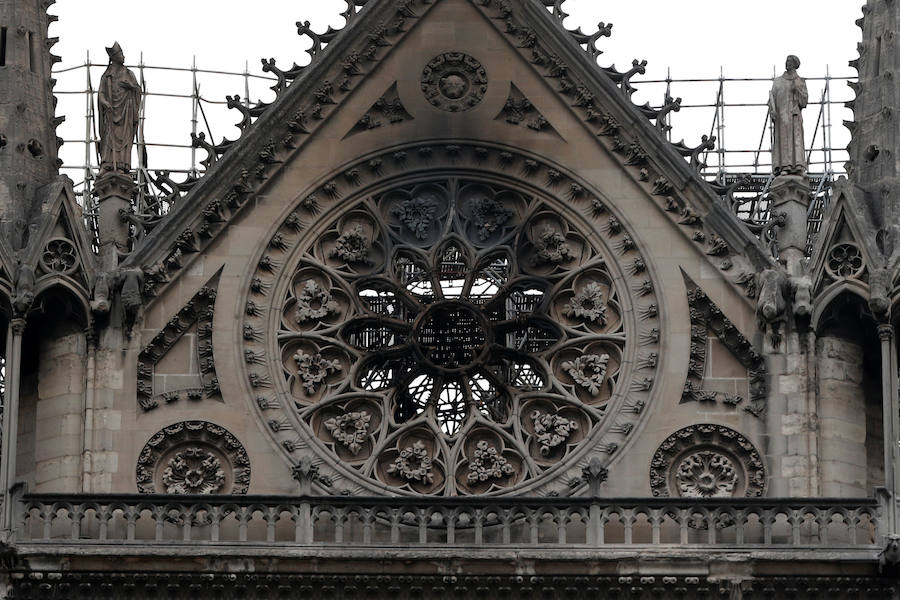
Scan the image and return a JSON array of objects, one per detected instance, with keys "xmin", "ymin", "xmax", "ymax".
[
  {"xmin": 874, "ymin": 36, "xmax": 882, "ymax": 77},
  {"xmin": 27, "ymin": 31, "xmax": 37, "ymax": 73},
  {"xmin": 0, "ymin": 27, "xmax": 8, "ymax": 67}
]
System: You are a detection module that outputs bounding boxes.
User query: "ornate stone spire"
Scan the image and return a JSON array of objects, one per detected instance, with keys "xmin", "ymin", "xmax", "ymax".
[
  {"xmin": 847, "ymin": 0, "xmax": 899, "ymax": 242},
  {"xmin": 0, "ymin": 0, "xmax": 63, "ymax": 250}
]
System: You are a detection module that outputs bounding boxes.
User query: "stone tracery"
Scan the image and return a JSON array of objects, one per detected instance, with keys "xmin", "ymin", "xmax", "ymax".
[{"xmin": 241, "ymin": 151, "xmax": 662, "ymax": 496}]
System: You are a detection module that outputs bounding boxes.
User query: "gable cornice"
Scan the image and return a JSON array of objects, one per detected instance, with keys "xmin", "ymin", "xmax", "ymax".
[
  {"xmin": 122, "ymin": 0, "xmax": 436, "ymax": 275},
  {"xmin": 507, "ymin": 0, "xmax": 773, "ymax": 272},
  {"xmin": 121, "ymin": 0, "xmax": 772, "ymax": 307}
]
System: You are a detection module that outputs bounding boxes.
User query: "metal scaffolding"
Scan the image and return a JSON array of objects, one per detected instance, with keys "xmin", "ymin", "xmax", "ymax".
[{"xmin": 52, "ymin": 55, "xmax": 854, "ymax": 255}]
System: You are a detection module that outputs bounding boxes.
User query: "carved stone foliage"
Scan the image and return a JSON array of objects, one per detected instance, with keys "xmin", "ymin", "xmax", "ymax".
[
  {"xmin": 495, "ymin": 83, "xmax": 557, "ymax": 135},
  {"xmin": 137, "ymin": 278, "xmax": 222, "ymax": 411},
  {"xmin": 682, "ymin": 281, "xmax": 767, "ymax": 417},
  {"xmin": 136, "ymin": 421, "xmax": 250, "ymax": 494},
  {"xmin": 649, "ymin": 424, "xmax": 765, "ymax": 498},
  {"xmin": 421, "ymin": 52, "xmax": 488, "ymax": 112},
  {"xmin": 347, "ymin": 82, "xmax": 413, "ymax": 137},
  {"xmin": 242, "ymin": 148, "xmax": 661, "ymax": 496},
  {"xmin": 162, "ymin": 447, "xmax": 226, "ymax": 494}
]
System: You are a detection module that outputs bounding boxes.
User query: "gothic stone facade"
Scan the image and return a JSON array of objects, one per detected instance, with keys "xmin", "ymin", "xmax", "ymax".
[{"xmin": 0, "ymin": 0, "xmax": 898, "ymax": 598}]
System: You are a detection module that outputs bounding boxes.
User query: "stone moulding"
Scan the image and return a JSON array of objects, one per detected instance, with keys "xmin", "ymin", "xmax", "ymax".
[
  {"xmin": 136, "ymin": 273, "xmax": 222, "ymax": 411},
  {"xmin": 123, "ymin": 0, "xmax": 439, "ymax": 294},
  {"xmin": 10, "ymin": 573, "xmax": 894, "ymax": 600},
  {"xmin": 682, "ymin": 277, "xmax": 767, "ymax": 417}
]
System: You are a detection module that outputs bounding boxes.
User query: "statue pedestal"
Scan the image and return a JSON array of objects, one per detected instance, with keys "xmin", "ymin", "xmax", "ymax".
[
  {"xmin": 768, "ymin": 175, "xmax": 810, "ymax": 273},
  {"xmin": 93, "ymin": 171, "xmax": 136, "ymax": 269}
]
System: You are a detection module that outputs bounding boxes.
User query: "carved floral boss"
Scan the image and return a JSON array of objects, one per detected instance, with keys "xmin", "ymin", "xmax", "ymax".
[{"xmin": 247, "ymin": 176, "xmax": 659, "ymax": 495}]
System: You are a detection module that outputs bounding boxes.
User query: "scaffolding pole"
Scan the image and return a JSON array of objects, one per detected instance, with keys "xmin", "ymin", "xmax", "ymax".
[{"xmin": 51, "ymin": 60, "xmax": 855, "ymax": 253}]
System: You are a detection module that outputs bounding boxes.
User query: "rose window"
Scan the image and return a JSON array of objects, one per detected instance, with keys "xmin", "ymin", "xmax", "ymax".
[
  {"xmin": 345, "ymin": 242, "xmax": 562, "ymax": 439},
  {"xmin": 246, "ymin": 170, "xmax": 661, "ymax": 496}
]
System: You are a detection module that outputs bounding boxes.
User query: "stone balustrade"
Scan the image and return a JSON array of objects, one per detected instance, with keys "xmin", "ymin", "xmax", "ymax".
[{"xmin": 15, "ymin": 493, "xmax": 884, "ymax": 550}]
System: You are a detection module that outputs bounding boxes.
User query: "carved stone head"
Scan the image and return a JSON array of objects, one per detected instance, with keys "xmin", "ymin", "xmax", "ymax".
[
  {"xmin": 785, "ymin": 55, "xmax": 801, "ymax": 72},
  {"xmin": 106, "ymin": 41, "xmax": 125, "ymax": 65}
]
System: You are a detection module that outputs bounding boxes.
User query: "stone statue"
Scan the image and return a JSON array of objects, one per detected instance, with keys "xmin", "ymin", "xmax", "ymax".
[
  {"xmin": 98, "ymin": 42, "xmax": 141, "ymax": 173},
  {"xmin": 769, "ymin": 55, "xmax": 808, "ymax": 176}
]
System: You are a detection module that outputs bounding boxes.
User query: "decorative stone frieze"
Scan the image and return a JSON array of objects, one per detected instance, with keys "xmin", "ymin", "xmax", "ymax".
[
  {"xmin": 323, "ymin": 410, "xmax": 371, "ymax": 456},
  {"xmin": 561, "ymin": 354, "xmax": 610, "ymax": 395},
  {"xmin": 495, "ymin": 83, "xmax": 557, "ymax": 134},
  {"xmin": 387, "ymin": 440, "xmax": 434, "ymax": 484},
  {"xmin": 161, "ymin": 447, "xmax": 226, "ymax": 495},
  {"xmin": 562, "ymin": 282, "xmax": 608, "ymax": 325},
  {"xmin": 531, "ymin": 410, "xmax": 578, "ymax": 456}
]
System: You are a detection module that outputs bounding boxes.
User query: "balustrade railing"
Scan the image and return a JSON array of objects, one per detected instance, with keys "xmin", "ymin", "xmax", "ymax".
[{"xmin": 14, "ymin": 494, "xmax": 884, "ymax": 551}]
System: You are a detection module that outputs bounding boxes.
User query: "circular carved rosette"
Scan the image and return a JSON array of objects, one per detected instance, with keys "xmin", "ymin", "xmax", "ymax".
[
  {"xmin": 242, "ymin": 149, "xmax": 662, "ymax": 496},
  {"xmin": 825, "ymin": 242, "xmax": 865, "ymax": 279},
  {"xmin": 281, "ymin": 265, "xmax": 353, "ymax": 334},
  {"xmin": 136, "ymin": 421, "xmax": 250, "ymax": 494},
  {"xmin": 39, "ymin": 238, "xmax": 79, "ymax": 275},
  {"xmin": 649, "ymin": 425, "xmax": 765, "ymax": 498},
  {"xmin": 421, "ymin": 53, "xmax": 488, "ymax": 112}
]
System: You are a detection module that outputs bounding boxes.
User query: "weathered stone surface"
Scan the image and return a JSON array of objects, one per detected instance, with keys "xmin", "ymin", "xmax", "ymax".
[{"xmin": 0, "ymin": 0, "xmax": 898, "ymax": 593}]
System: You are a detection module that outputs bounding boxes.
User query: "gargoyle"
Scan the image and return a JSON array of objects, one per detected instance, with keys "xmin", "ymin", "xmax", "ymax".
[
  {"xmin": 756, "ymin": 268, "xmax": 789, "ymax": 344},
  {"xmin": 12, "ymin": 261, "xmax": 36, "ymax": 316},
  {"xmin": 119, "ymin": 268, "xmax": 144, "ymax": 334},
  {"xmin": 791, "ymin": 275, "xmax": 813, "ymax": 319},
  {"xmin": 878, "ymin": 534, "xmax": 900, "ymax": 574},
  {"xmin": 90, "ymin": 270, "xmax": 113, "ymax": 315},
  {"xmin": 868, "ymin": 266, "xmax": 891, "ymax": 321}
]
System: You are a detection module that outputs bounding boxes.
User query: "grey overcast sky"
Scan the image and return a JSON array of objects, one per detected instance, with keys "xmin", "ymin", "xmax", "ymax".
[{"xmin": 50, "ymin": 1, "xmax": 864, "ymax": 184}]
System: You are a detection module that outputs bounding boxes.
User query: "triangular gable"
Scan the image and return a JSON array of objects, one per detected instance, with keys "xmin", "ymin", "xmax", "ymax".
[
  {"xmin": 24, "ymin": 177, "xmax": 97, "ymax": 295},
  {"xmin": 124, "ymin": 0, "xmax": 441, "ymax": 277},
  {"xmin": 808, "ymin": 180, "xmax": 882, "ymax": 292},
  {"xmin": 123, "ymin": 0, "xmax": 771, "ymax": 306},
  {"xmin": 473, "ymin": 1, "xmax": 772, "ymax": 269}
]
